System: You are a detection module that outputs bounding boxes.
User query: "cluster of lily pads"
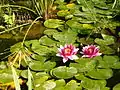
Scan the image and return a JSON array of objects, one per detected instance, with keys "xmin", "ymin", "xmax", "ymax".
[{"xmin": 0, "ymin": 0, "xmax": 120, "ymax": 90}]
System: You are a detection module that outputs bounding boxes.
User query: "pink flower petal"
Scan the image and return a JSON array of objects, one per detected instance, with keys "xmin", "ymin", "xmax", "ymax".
[
  {"xmin": 81, "ymin": 45, "xmax": 102, "ymax": 58},
  {"xmin": 56, "ymin": 44, "xmax": 79, "ymax": 63}
]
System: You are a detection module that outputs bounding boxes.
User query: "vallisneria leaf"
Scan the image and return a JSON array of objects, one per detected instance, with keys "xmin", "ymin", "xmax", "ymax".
[{"xmin": 11, "ymin": 66, "xmax": 21, "ymax": 90}]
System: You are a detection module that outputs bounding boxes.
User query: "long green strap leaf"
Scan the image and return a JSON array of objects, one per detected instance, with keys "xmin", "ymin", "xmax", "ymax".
[
  {"xmin": 28, "ymin": 68, "xmax": 33, "ymax": 90},
  {"xmin": 11, "ymin": 66, "xmax": 21, "ymax": 90}
]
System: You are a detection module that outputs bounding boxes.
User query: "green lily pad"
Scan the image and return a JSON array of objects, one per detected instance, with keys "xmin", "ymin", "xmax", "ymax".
[
  {"xmin": 31, "ymin": 54, "xmax": 47, "ymax": 62},
  {"xmin": 44, "ymin": 61, "xmax": 56, "ymax": 71},
  {"xmin": 29, "ymin": 61, "xmax": 44, "ymax": 71},
  {"xmin": 44, "ymin": 19, "xmax": 64, "ymax": 28},
  {"xmin": 33, "ymin": 72, "xmax": 50, "ymax": 79},
  {"xmin": 75, "ymin": 73, "xmax": 86, "ymax": 81},
  {"xmin": 81, "ymin": 77, "xmax": 107, "ymax": 90},
  {"xmin": 53, "ymin": 30, "xmax": 77, "ymax": 44},
  {"xmin": 113, "ymin": 83, "xmax": 120, "ymax": 90},
  {"xmin": 112, "ymin": 62, "xmax": 120, "ymax": 69},
  {"xmin": 32, "ymin": 45, "xmax": 53, "ymax": 56},
  {"xmin": 39, "ymin": 36, "xmax": 57, "ymax": 46},
  {"xmin": 34, "ymin": 76, "xmax": 49, "ymax": 90},
  {"xmin": 100, "ymin": 45, "xmax": 115, "ymax": 54},
  {"xmin": 70, "ymin": 58, "xmax": 96, "ymax": 72},
  {"xmin": 65, "ymin": 80, "xmax": 82, "ymax": 90},
  {"xmin": 95, "ymin": 34, "xmax": 114, "ymax": 45},
  {"xmin": 51, "ymin": 66, "xmax": 77, "ymax": 79},
  {"xmin": 42, "ymin": 80, "xmax": 56, "ymax": 90},
  {"xmin": 57, "ymin": 10, "xmax": 70, "ymax": 17},
  {"xmin": 98, "ymin": 55, "xmax": 119, "ymax": 68},
  {"xmin": 66, "ymin": 20, "xmax": 93, "ymax": 34},
  {"xmin": 10, "ymin": 42, "xmax": 23, "ymax": 53},
  {"xmin": 0, "ymin": 68, "xmax": 13, "ymax": 83},
  {"xmin": 66, "ymin": 20, "xmax": 82, "ymax": 29},
  {"xmin": 29, "ymin": 60, "xmax": 56, "ymax": 72},
  {"xmin": 44, "ymin": 29, "xmax": 58, "ymax": 36},
  {"xmin": 86, "ymin": 69, "xmax": 113, "ymax": 79},
  {"xmin": 55, "ymin": 79, "xmax": 66, "ymax": 87}
]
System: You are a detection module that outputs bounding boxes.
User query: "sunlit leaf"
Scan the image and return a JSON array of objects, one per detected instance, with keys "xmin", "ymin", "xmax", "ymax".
[
  {"xmin": 113, "ymin": 83, "xmax": 120, "ymax": 90},
  {"xmin": 44, "ymin": 19, "xmax": 64, "ymax": 28},
  {"xmin": 51, "ymin": 66, "xmax": 77, "ymax": 79},
  {"xmin": 70, "ymin": 58, "xmax": 96, "ymax": 72},
  {"xmin": 86, "ymin": 69, "xmax": 113, "ymax": 79}
]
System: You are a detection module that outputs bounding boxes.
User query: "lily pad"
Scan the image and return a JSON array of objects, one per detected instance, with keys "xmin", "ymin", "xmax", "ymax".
[
  {"xmin": 95, "ymin": 34, "xmax": 114, "ymax": 45},
  {"xmin": 42, "ymin": 80, "xmax": 56, "ymax": 90},
  {"xmin": 53, "ymin": 30, "xmax": 77, "ymax": 44},
  {"xmin": 113, "ymin": 83, "xmax": 120, "ymax": 90},
  {"xmin": 86, "ymin": 69, "xmax": 113, "ymax": 79},
  {"xmin": 0, "ymin": 68, "xmax": 13, "ymax": 83},
  {"xmin": 55, "ymin": 79, "xmax": 66, "ymax": 87},
  {"xmin": 44, "ymin": 29, "xmax": 58, "ymax": 36},
  {"xmin": 39, "ymin": 36, "xmax": 57, "ymax": 46},
  {"xmin": 44, "ymin": 19, "xmax": 64, "ymax": 28},
  {"xmin": 51, "ymin": 66, "xmax": 77, "ymax": 79},
  {"xmin": 98, "ymin": 55, "xmax": 119, "ymax": 68},
  {"xmin": 65, "ymin": 80, "xmax": 82, "ymax": 90},
  {"xmin": 70, "ymin": 58, "xmax": 96, "ymax": 72},
  {"xmin": 29, "ymin": 61, "xmax": 45, "ymax": 71},
  {"xmin": 81, "ymin": 77, "xmax": 107, "ymax": 90}
]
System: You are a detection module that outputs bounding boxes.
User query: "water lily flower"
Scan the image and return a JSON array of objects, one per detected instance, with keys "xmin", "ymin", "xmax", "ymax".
[
  {"xmin": 56, "ymin": 44, "xmax": 79, "ymax": 63},
  {"xmin": 81, "ymin": 45, "xmax": 102, "ymax": 58}
]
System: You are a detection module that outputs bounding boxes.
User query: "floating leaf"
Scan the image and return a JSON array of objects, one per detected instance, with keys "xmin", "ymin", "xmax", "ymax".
[
  {"xmin": 55, "ymin": 79, "xmax": 66, "ymax": 87},
  {"xmin": 44, "ymin": 29, "xmax": 58, "ymax": 36},
  {"xmin": 100, "ymin": 45, "xmax": 115, "ymax": 54},
  {"xmin": 0, "ymin": 68, "xmax": 13, "ymax": 83},
  {"xmin": 70, "ymin": 58, "xmax": 96, "ymax": 72},
  {"xmin": 34, "ymin": 76, "xmax": 49, "ymax": 89},
  {"xmin": 98, "ymin": 55, "xmax": 119, "ymax": 68},
  {"xmin": 51, "ymin": 66, "xmax": 77, "ymax": 79},
  {"xmin": 86, "ymin": 69, "xmax": 113, "ymax": 79},
  {"xmin": 29, "ymin": 61, "xmax": 44, "ymax": 71},
  {"xmin": 112, "ymin": 62, "xmax": 120, "ymax": 69},
  {"xmin": 53, "ymin": 30, "xmax": 77, "ymax": 44},
  {"xmin": 57, "ymin": 10, "xmax": 70, "ymax": 17},
  {"xmin": 32, "ymin": 45, "xmax": 54, "ymax": 56},
  {"xmin": 66, "ymin": 20, "xmax": 82, "ymax": 29},
  {"xmin": 44, "ymin": 19, "xmax": 64, "ymax": 28},
  {"xmin": 44, "ymin": 61, "xmax": 56, "ymax": 71},
  {"xmin": 65, "ymin": 80, "xmax": 82, "ymax": 90},
  {"xmin": 81, "ymin": 77, "xmax": 107, "ymax": 90},
  {"xmin": 39, "ymin": 36, "xmax": 57, "ymax": 46},
  {"xmin": 31, "ymin": 54, "xmax": 47, "ymax": 62},
  {"xmin": 42, "ymin": 80, "xmax": 56, "ymax": 90},
  {"xmin": 95, "ymin": 34, "xmax": 114, "ymax": 45},
  {"xmin": 113, "ymin": 83, "xmax": 120, "ymax": 90}
]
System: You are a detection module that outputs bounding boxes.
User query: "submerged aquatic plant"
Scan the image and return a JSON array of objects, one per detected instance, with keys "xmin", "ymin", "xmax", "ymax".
[
  {"xmin": 56, "ymin": 44, "xmax": 79, "ymax": 63},
  {"xmin": 81, "ymin": 45, "xmax": 102, "ymax": 58}
]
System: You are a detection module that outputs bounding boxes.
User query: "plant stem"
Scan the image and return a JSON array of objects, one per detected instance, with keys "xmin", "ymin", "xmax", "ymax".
[
  {"xmin": 0, "ymin": 23, "xmax": 30, "ymax": 34},
  {"xmin": 22, "ymin": 16, "xmax": 42, "ymax": 45}
]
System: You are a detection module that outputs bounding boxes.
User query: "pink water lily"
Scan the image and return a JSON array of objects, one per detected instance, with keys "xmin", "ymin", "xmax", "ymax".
[
  {"xmin": 81, "ymin": 45, "xmax": 102, "ymax": 58},
  {"xmin": 56, "ymin": 44, "xmax": 79, "ymax": 63}
]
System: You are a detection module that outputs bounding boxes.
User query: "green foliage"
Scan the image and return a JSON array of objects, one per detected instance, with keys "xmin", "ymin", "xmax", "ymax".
[
  {"xmin": 113, "ymin": 83, "xmax": 120, "ymax": 90},
  {"xmin": 51, "ymin": 66, "xmax": 77, "ymax": 79},
  {"xmin": 0, "ymin": 0, "xmax": 120, "ymax": 90},
  {"xmin": 44, "ymin": 19, "xmax": 64, "ymax": 28}
]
